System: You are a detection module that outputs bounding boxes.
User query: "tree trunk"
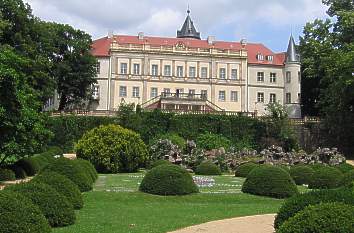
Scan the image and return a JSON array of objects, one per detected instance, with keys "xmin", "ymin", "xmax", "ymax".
[{"xmin": 58, "ymin": 93, "xmax": 67, "ymax": 111}]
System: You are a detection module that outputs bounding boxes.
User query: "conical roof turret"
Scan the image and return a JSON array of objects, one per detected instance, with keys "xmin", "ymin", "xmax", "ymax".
[
  {"xmin": 177, "ymin": 9, "xmax": 201, "ymax": 40},
  {"xmin": 286, "ymin": 35, "xmax": 300, "ymax": 63}
]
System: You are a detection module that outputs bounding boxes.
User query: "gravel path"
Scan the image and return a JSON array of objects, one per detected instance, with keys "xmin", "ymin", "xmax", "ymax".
[
  {"xmin": 347, "ymin": 160, "xmax": 354, "ymax": 166},
  {"xmin": 167, "ymin": 214, "xmax": 276, "ymax": 233}
]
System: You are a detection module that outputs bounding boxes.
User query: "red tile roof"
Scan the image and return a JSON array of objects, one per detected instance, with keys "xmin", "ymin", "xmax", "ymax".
[{"xmin": 91, "ymin": 35, "xmax": 285, "ymax": 66}]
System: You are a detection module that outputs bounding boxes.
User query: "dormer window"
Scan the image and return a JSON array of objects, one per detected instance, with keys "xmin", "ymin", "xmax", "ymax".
[
  {"xmin": 266, "ymin": 55, "xmax": 273, "ymax": 61},
  {"xmin": 256, "ymin": 53, "xmax": 264, "ymax": 61}
]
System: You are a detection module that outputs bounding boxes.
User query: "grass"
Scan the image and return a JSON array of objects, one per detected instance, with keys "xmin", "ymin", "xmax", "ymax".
[{"xmin": 53, "ymin": 173, "xmax": 284, "ymax": 233}]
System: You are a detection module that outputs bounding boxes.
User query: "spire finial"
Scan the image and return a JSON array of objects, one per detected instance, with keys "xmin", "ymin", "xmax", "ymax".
[{"xmin": 187, "ymin": 5, "xmax": 190, "ymax": 15}]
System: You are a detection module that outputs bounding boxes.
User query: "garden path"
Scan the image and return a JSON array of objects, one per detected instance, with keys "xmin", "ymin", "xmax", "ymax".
[
  {"xmin": 167, "ymin": 214, "xmax": 276, "ymax": 233},
  {"xmin": 347, "ymin": 160, "xmax": 354, "ymax": 166}
]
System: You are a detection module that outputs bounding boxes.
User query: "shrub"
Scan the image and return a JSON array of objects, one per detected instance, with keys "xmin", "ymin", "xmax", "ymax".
[
  {"xmin": 15, "ymin": 157, "xmax": 40, "ymax": 176},
  {"xmin": 235, "ymin": 162, "xmax": 259, "ymax": 177},
  {"xmin": 0, "ymin": 168, "xmax": 16, "ymax": 181},
  {"xmin": 74, "ymin": 159, "xmax": 98, "ymax": 182},
  {"xmin": 150, "ymin": 160, "xmax": 172, "ymax": 169},
  {"xmin": 289, "ymin": 165, "xmax": 315, "ymax": 185},
  {"xmin": 0, "ymin": 191, "xmax": 51, "ymax": 233},
  {"xmin": 336, "ymin": 162, "xmax": 354, "ymax": 173},
  {"xmin": 274, "ymin": 188, "xmax": 354, "ymax": 229},
  {"xmin": 196, "ymin": 133, "xmax": 231, "ymax": 150},
  {"xmin": 6, "ymin": 182, "xmax": 75, "ymax": 227},
  {"xmin": 195, "ymin": 161, "xmax": 222, "ymax": 175},
  {"xmin": 32, "ymin": 170, "xmax": 84, "ymax": 209},
  {"xmin": 277, "ymin": 203, "xmax": 354, "ymax": 233},
  {"xmin": 8, "ymin": 164, "xmax": 26, "ymax": 179},
  {"xmin": 42, "ymin": 158, "xmax": 92, "ymax": 192},
  {"xmin": 152, "ymin": 133, "xmax": 186, "ymax": 151},
  {"xmin": 308, "ymin": 163, "xmax": 326, "ymax": 171},
  {"xmin": 308, "ymin": 166, "xmax": 343, "ymax": 189},
  {"xmin": 340, "ymin": 170, "xmax": 354, "ymax": 187},
  {"xmin": 140, "ymin": 164, "xmax": 199, "ymax": 195},
  {"xmin": 242, "ymin": 165, "xmax": 298, "ymax": 198},
  {"xmin": 75, "ymin": 124, "xmax": 148, "ymax": 173}
]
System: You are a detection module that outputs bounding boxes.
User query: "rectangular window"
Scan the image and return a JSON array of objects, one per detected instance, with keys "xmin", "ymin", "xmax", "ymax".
[
  {"xmin": 188, "ymin": 89, "xmax": 195, "ymax": 97},
  {"xmin": 92, "ymin": 85, "xmax": 99, "ymax": 99},
  {"xmin": 219, "ymin": 91, "xmax": 226, "ymax": 101},
  {"xmin": 231, "ymin": 91, "xmax": 238, "ymax": 102},
  {"xmin": 119, "ymin": 86, "xmax": 127, "ymax": 97},
  {"xmin": 151, "ymin": 64, "xmax": 158, "ymax": 76},
  {"xmin": 298, "ymin": 71, "xmax": 301, "ymax": 83},
  {"xmin": 189, "ymin": 66, "xmax": 196, "ymax": 78},
  {"xmin": 95, "ymin": 62, "xmax": 100, "ymax": 74},
  {"xmin": 270, "ymin": 93, "xmax": 276, "ymax": 103},
  {"xmin": 132, "ymin": 87, "xmax": 140, "ymax": 98},
  {"xmin": 151, "ymin": 87, "xmax": 158, "ymax": 98},
  {"xmin": 133, "ymin": 64, "xmax": 140, "ymax": 75},
  {"xmin": 176, "ymin": 66, "xmax": 184, "ymax": 78},
  {"xmin": 120, "ymin": 63, "xmax": 128, "ymax": 74},
  {"xmin": 286, "ymin": 71, "xmax": 291, "ymax": 83},
  {"xmin": 219, "ymin": 68, "xmax": 226, "ymax": 79},
  {"xmin": 163, "ymin": 88, "xmax": 170, "ymax": 94},
  {"xmin": 201, "ymin": 90, "xmax": 208, "ymax": 99},
  {"xmin": 176, "ymin": 88, "xmax": 184, "ymax": 97},
  {"xmin": 286, "ymin": 93, "xmax": 291, "ymax": 103},
  {"xmin": 164, "ymin": 65, "xmax": 171, "ymax": 76},
  {"xmin": 257, "ymin": 92, "xmax": 264, "ymax": 103},
  {"xmin": 201, "ymin": 67, "xmax": 208, "ymax": 79},
  {"xmin": 270, "ymin": 73, "xmax": 277, "ymax": 83},
  {"xmin": 231, "ymin": 69, "xmax": 238, "ymax": 80},
  {"xmin": 257, "ymin": 72, "xmax": 264, "ymax": 82}
]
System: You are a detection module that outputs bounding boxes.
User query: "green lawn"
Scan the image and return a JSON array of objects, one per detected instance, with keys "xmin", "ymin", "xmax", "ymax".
[{"xmin": 53, "ymin": 173, "xmax": 284, "ymax": 233}]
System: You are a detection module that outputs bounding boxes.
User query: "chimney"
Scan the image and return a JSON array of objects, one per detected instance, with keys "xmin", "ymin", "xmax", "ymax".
[
  {"xmin": 207, "ymin": 36, "xmax": 215, "ymax": 45},
  {"xmin": 138, "ymin": 32, "xmax": 144, "ymax": 40},
  {"xmin": 240, "ymin": 38, "xmax": 247, "ymax": 48}
]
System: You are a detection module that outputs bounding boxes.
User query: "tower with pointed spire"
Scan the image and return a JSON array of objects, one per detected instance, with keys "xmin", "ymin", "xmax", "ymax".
[
  {"xmin": 177, "ymin": 8, "xmax": 201, "ymax": 40},
  {"xmin": 286, "ymin": 35, "xmax": 300, "ymax": 63}
]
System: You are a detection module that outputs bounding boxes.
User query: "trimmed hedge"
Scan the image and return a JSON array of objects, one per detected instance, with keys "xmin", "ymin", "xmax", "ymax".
[
  {"xmin": 195, "ymin": 161, "xmax": 222, "ymax": 175},
  {"xmin": 15, "ymin": 158, "xmax": 40, "ymax": 176},
  {"xmin": 196, "ymin": 133, "xmax": 231, "ymax": 150},
  {"xmin": 289, "ymin": 165, "xmax": 315, "ymax": 185},
  {"xmin": 8, "ymin": 164, "xmax": 26, "ymax": 179},
  {"xmin": 274, "ymin": 188, "xmax": 354, "ymax": 229},
  {"xmin": 75, "ymin": 124, "xmax": 148, "ymax": 173},
  {"xmin": 341, "ymin": 170, "xmax": 354, "ymax": 187},
  {"xmin": 336, "ymin": 163, "xmax": 354, "ymax": 173},
  {"xmin": 150, "ymin": 160, "xmax": 172, "ymax": 169},
  {"xmin": 0, "ymin": 191, "xmax": 51, "ymax": 233},
  {"xmin": 242, "ymin": 165, "xmax": 298, "ymax": 198},
  {"xmin": 235, "ymin": 162, "xmax": 259, "ymax": 177},
  {"xmin": 6, "ymin": 182, "xmax": 75, "ymax": 227},
  {"xmin": 0, "ymin": 168, "xmax": 16, "ymax": 181},
  {"xmin": 74, "ymin": 159, "xmax": 98, "ymax": 183},
  {"xmin": 32, "ymin": 170, "xmax": 84, "ymax": 209},
  {"xmin": 42, "ymin": 158, "xmax": 93, "ymax": 192},
  {"xmin": 308, "ymin": 166, "xmax": 343, "ymax": 189},
  {"xmin": 277, "ymin": 202, "xmax": 354, "ymax": 233},
  {"xmin": 140, "ymin": 164, "xmax": 199, "ymax": 195}
]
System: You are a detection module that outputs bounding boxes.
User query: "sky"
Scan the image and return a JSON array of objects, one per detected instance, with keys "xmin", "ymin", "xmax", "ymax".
[{"xmin": 24, "ymin": 0, "xmax": 329, "ymax": 52}]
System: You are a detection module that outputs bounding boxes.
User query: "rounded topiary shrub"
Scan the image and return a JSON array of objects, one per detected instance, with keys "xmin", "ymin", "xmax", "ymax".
[
  {"xmin": 340, "ymin": 170, "xmax": 354, "ymax": 187},
  {"xmin": 42, "ymin": 157, "xmax": 92, "ymax": 192},
  {"xmin": 8, "ymin": 164, "xmax": 27, "ymax": 179},
  {"xmin": 336, "ymin": 163, "xmax": 354, "ymax": 173},
  {"xmin": 32, "ymin": 170, "xmax": 84, "ymax": 209},
  {"xmin": 196, "ymin": 133, "xmax": 231, "ymax": 150},
  {"xmin": 277, "ymin": 202, "xmax": 354, "ymax": 233},
  {"xmin": 289, "ymin": 165, "xmax": 315, "ymax": 185},
  {"xmin": 15, "ymin": 158, "xmax": 40, "ymax": 176},
  {"xmin": 150, "ymin": 160, "xmax": 172, "ymax": 169},
  {"xmin": 0, "ymin": 168, "xmax": 16, "ymax": 181},
  {"xmin": 139, "ymin": 164, "xmax": 199, "ymax": 195},
  {"xmin": 274, "ymin": 188, "xmax": 354, "ymax": 229},
  {"xmin": 6, "ymin": 182, "xmax": 75, "ymax": 227},
  {"xmin": 75, "ymin": 124, "xmax": 148, "ymax": 173},
  {"xmin": 195, "ymin": 161, "xmax": 221, "ymax": 175},
  {"xmin": 235, "ymin": 162, "xmax": 259, "ymax": 177},
  {"xmin": 74, "ymin": 159, "xmax": 98, "ymax": 184},
  {"xmin": 0, "ymin": 191, "xmax": 51, "ymax": 233},
  {"xmin": 242, "ymin": 165, "xmax": 298, "ymax": 198},
  {"xmin": 308, "ymin": 166, "xmax": 343, "ymax": 189}
]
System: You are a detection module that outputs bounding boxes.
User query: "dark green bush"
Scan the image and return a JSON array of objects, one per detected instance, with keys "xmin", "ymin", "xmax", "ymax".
[
  {"xmin": 151, "ymin": 133, "xmax": 186, "ymax": 151},
  {"xmin": 277, "ymin": 202, "xmax": 354, "ymax": 233},
  {"xmin": 242, "ymin": 165, "xmax": 298, "ymax": 198},
  {"xmin": 42, "ymin": 158, "xmax": 92, "ymax": 192},
  {"xmin": 289, "ymin": 165, "xmax": 315, "ymax": 185},
  {"xmin": 15, "ymin": 157, "xmax": 40, "ymax": 176},
  {"xmin": 336, "ymin": 163, "xmax": 354, "ymax": 173},
  {"xmin": 8, "ymin": 164, "xmax": 26, "ymax": 179},
  {"xmin": 6, "ymin": 182, "xmax": 75, "ymax": 227},
  {"xmin": 274, "ymin": 188, "xmax": 354, "ymax": 229},
  {"xmin": 32, "ymin": 170, "xmax": 84, "ymax": 209},
  {"xmin": 74, "ymin": 159, "xmax": 98, "ymax": 183},
  {"xmin": 308, "ymin": 166, "xmax": 343, "ymax": 189},
  {"xmin": 0, "ymin": 168, "xmax": 16, "ymax": 181},
  {"xmin": 196, "ymin": 133, "xmax": 231, "ymax": 150},
  {"xmin": 308, "ymin": 163, "xmax": 327, "ymax": 171},
  {"xmin": 235, "ymin": 162, "xmax": 259, "ymax": 177},
  {"xmin": 195, "ymin": 161, "xmax": 222, "ymax": 175},
  {"xmin": 340, "ymin": 170, "xmax": 354, "ymax": 187},
  {"xmin": 75, "ymin": 124, "xmax": 148, "ymax": 173},
  {"xmin": 140, "ymin": 164, "xmax": 199, "ymax": 195},
  {"xmin": 150, "ymin": 160, "xmax": 172, "ymax": 169},
  {"xmin": 0, "ymin": 191, "xmax": 51, "ymax": 233}
]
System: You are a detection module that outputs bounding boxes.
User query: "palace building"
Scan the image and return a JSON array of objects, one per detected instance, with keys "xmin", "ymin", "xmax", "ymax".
[{"xmin": 90, "ymin": 10, "xmax": 301, "ymax": 117}]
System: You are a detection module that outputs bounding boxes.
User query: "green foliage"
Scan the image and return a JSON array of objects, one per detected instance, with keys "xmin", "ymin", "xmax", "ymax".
[
  {"xmin": 277, "ymin": 202, "xmax": 354, "ymax": 233},
  {"xmin": 74, "ymin": 158, "xmax": 98, "ymax": 183},
  {"xmin": 6, "ymin": 182, "xmax": 75, "ymax": 227},
  {"xmin": 15, "ymin": 157, "xmax": 40, "ymax": 176},
  {"xmin": 274, "ymin": 188, "xmax": 354, "ymax": 229},
  {"xmin": 76, "ymin": 124, "xmax": 148, "ymax": 173},
  {"xmin": 242, "ymin": 165, "xmax": 298, "ymax": 198},
  {"xmin": 235, "ymin": 162, "xmax": 259, "ymax": 178},
  {"xmin": 0, "ymin": 168, "xmax": 15, "ymax": 181},
  {"xmin": 42, "ymin": 157, "xmax": 93, "ymax": 192},
  {"xmin": 336, "ymin": 162, "xmax": 354, "ymax": 173},
  {"xmin": 195, "ymin": 161, "xmax": 222, "ymax": 175},
  {"xmin": 7, "ymin": 164, "xmax": 26, "ymax": 179},
  {"xmin": 0, "ymin": 191, "xmax": 51, "ymax": 233},
  {"xmin": 308, "ymin": 166, "xmax": 343, "ymax": 189},
  {"xmin": 139, "ymin": 164, "xmax": 199, "ymax": 195},
  {"xmin": 289, "ymin": 165, "xmax": 315, "ymax": 185},
  {"xmin": 196, "ymin": 133, "xmax": 231, "ymax": 150},
  {"xmin": 32, "ymin": 170, "xmax": 84, "ymax": 209},
  {"xmin": 308, "ymin": 163, "xmax": 327, "ymax": 171},
  {"xmin": 151, "ymin": 133, "xmax": 186, "ymax": 151},
  {"xmin": 340, "ymin": 170, "xmax": 354, "ymax": 187},
  {"xmin": 150, "ymin": 160, "xmax": 172, "ymax": 169}
]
